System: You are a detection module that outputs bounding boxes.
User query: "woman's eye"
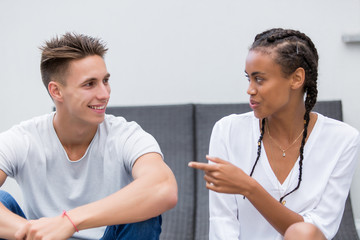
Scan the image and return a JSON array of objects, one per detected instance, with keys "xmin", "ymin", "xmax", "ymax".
[{"xmin": 246, "ymin": 75, "xmax": 263, "ymax": 83}]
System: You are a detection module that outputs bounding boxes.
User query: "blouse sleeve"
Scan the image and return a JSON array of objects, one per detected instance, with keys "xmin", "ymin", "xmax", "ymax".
[
  {"xmin": 209, "ymin": 119, "xmax": 241, "ymax": 240},
  {"xmin": 302, "ymin": 131, "xmax": 360, "ymax": 239}
]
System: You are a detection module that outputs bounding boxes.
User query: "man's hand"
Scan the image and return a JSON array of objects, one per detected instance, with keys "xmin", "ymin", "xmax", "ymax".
[{"xmin": 15, "ymin": 214, "xmax": 76, "ymax": 240}]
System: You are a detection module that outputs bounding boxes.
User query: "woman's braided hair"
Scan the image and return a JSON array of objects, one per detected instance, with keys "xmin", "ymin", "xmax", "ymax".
[{"xmin": 248, "ymin": 28, "xmax": 319, "ymax": 203}]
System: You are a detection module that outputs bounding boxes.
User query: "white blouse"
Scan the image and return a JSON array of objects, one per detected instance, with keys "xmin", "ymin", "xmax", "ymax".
[{"xmin": 208, "ymin": 112, "xmax": 360, "ymax": 240}]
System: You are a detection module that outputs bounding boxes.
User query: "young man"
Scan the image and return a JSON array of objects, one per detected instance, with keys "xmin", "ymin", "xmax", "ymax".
[{"xmin": 0, "ymin": 33, "xmax": 178, "ymax": 240}]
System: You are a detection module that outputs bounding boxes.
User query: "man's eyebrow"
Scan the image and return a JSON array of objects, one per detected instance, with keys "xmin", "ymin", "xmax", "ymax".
[
  {"xmin": 79, "ymin": 73, "xmax": 111, "ymax": 86},
  {"xmin": 82, "ymin": 77, "xmax": 96, "ymax": 83}
]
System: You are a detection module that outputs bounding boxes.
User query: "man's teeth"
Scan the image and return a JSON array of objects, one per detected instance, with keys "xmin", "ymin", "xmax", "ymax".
[{"xmin": 89, "ymin": 106, "xmax": 105, "ymax": 110}]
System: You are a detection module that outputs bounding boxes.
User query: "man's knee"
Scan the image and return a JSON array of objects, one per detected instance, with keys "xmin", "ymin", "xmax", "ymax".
[
  {"xmin": 101, "ymin": 216, "xmax": 162, "ymax": 240},
  {"xmin": 284, "ymin": 222, "xmax": 326, "ymax": 240},
  {"xmin": 0, "ymin": 190, "xmax": 15, "ymax": 205},
  {"xmin": 0, "ymin": 190, "xmax": 26, "ymax": 218}
]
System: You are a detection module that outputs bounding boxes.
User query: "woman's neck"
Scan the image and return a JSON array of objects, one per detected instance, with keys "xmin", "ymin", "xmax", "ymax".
[{"xmin": 265, "ymin": 103, "xmax": 306, "ymax": 143}]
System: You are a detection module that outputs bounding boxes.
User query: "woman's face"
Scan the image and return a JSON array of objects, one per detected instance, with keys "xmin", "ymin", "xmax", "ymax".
[{"xmin": 245, "ymin": 50, "xmax": 293, "ymax": 119}]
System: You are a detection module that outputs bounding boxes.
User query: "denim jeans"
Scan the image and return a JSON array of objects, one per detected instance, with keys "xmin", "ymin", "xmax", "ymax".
[{"xmin": 0, "ymin": 190, "xmax": 162, "ymax": 240}]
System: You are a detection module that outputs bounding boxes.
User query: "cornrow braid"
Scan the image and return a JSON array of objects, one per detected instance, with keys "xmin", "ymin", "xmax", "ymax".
[
  {"xmin": 279, "ymin": 113, "xmax": 309, "ymax": 203},
  {"xmin": 247, "ymin": 28, "xmax": 319, "ymax": 203},
  {"xmin": 249, "ymin": 118, "xmax": 266, "ymax": 178},
  {"xmin": 244, "ymin": 118, "xmax": 265, "ymax": 200}
]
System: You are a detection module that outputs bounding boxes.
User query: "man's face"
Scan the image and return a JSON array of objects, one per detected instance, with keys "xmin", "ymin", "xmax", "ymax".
[{"xmin": 58, "ymin": 55, "xmax": 111, "ymax": 126}]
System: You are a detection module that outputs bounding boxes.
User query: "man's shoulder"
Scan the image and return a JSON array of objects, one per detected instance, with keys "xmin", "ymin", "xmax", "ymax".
[
  {"xmin": 2, "ymin": 113, "xmax": 53, "ymax": 136},
  {"xmin": 104, "ymin": 114, "xmax": 126, "ymax": 123},
  {"xmin": 102, "ymin": 114, "xmax": 129, "ymax": 130},
  {"xmin": 101, "ymin": 114, "xmax": 146, "ymax": 136}
]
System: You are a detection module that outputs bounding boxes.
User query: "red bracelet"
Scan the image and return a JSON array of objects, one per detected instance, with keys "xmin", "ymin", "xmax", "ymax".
[{"xmin": 62, "ymin": 210, "xmax": 79, "ymax": 232}]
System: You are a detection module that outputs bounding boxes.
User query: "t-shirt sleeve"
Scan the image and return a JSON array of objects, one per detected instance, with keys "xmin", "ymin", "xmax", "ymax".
[
  {"xmin": 0, "ymin": 126, "xmax": 29, "ymax": 178},
  {"xmin": 302, "ymin": 131, "xmax": 360, "ymax": 239},
  {"xmin": 208, "ymin": 118, "xmax": 241, "ymax": 239},
  {"xmin": 116, "ymin": 120, "xmax": 163, "ymax": 173}
]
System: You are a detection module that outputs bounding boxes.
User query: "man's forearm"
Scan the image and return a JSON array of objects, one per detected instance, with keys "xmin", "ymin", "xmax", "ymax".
[
  {"xmin": 67, "ymin": 154, "xmax": 178, "ymax": 231},
  {"xmin": 0, "ymin": 203, "xmax": 27, "ymax": 240},
  {"xmin": 69, "ymin": 169, "xmax": 177, "ymax": 230}
]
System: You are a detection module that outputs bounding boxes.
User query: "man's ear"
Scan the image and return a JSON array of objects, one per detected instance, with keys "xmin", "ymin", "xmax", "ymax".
[
  {"xmin": 48, "ymin": 81, "xmax": 63, "ymax": 102},
  {"xmin": 291, "ymin": 67, "xmax": 305, "ymax": 90}
]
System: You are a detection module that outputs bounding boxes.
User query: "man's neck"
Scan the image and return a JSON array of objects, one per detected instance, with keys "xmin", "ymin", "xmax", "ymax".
[{"xmin": 53, "ymin": 112, "xmax": 98, "ymax": 161}]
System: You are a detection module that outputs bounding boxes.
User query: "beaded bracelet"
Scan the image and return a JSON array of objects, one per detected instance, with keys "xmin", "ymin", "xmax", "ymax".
[{"xmin": 62, "ymin": 210, "xmax": 79, "ymax": 232}]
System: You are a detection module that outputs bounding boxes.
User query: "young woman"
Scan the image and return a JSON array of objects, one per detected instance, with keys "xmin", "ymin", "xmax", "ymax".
[{"xmin": 189, "ymin": 28, "xmax": 360, "ymax": 240}]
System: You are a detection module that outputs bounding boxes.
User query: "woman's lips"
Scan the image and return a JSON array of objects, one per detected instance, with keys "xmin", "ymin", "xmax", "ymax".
[{"xmin": 249, "ymin": 99, "xmax": 259, "ymax": 109}]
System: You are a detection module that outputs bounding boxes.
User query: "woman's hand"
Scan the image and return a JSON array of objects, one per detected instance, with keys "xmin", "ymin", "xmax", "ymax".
[{"xmin": 188, "ymin": 156, "xmax": 255, "ymax": 196}]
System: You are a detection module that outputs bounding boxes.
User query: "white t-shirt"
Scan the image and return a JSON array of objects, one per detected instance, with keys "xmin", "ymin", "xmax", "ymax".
[
  {"xmin": 208, "ymin": 112, "xmax": 360, "ymax": 240},
  {"xmin": 0, "ymin": 112, "xmax": 162, "ymax": 239}
]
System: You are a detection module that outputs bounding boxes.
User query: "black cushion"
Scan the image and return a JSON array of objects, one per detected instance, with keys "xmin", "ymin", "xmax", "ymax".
[{"xmin": 106, "ymin": 104, "xmax": 196, "ymax": 240}]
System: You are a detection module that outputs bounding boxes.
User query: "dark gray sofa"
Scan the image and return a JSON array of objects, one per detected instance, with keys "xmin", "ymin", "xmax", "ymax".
[{"xmin": 106, "ymin": 100, "xmax": 358, "ymax": 240}]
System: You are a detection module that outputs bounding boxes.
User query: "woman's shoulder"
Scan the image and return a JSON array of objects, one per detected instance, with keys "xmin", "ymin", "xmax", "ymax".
[
  {"xmin": 316, "ymin": 113, "xmax": 359, "ymax": 144},
  {"xmin": 216, "ymin": 111, "xmax": 255, "ymax": 125},
  {"xmin": 212, "ymin": 111, "xmax": 256, "ymax": 134}
]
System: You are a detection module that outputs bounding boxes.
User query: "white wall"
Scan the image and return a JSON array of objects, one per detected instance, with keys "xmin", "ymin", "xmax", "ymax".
[{"xmin": 1, "ymin": 0, "xmax": 360, "ymax": 226}]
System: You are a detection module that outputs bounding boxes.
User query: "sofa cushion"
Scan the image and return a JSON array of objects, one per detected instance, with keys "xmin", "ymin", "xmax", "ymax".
[
  {"xmin": 106, "ymin": 104, "xmax": 196, "ymax": 240},
  {"xmin": 312, "ymin": 100, "xmax": 343, "ymax": 121}
]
